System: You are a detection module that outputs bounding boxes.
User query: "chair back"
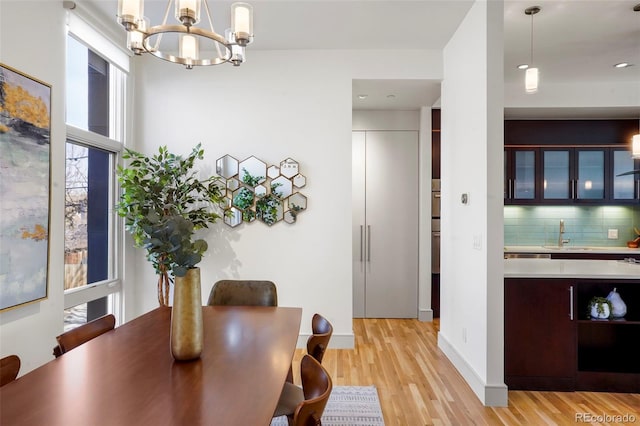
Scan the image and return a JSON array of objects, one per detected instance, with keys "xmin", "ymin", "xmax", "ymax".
[
  {"xmin": 306, "ymin": 313, "xmax": 333, "ymax": 363},
  {"xmin": 207, "ymin": 280, "xmax": 277, "ymax": 306},
  {"xmin": 0, "ymin": 355, "xmax": 21, "ymax": 387},
  {"xmin": 53, "ymin": 314, "xmax": 116, "ymax": 357},
  {"xmin": 294, "ymin": 354, "xmax": 333, "ymax": 426}
]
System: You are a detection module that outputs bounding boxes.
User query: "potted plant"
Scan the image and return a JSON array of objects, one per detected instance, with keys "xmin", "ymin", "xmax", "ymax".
[
  {"xmin": 589, "ymin": 296, "xmax": 612, "ymax": 320},
  {"xmin": 116, "ymin": 144, "xmax": 225, "ymax": 360}
]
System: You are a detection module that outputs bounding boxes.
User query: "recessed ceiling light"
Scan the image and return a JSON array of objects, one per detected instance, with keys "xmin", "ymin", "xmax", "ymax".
[
  {"xmin": 614, "ymin": 62, "xmax": 632, "ymax": 68},
  {"xmin": 517, "ymin": 64, "xmax": 529, "ymax": 70},
  {"xmin": 386, "ymin": 94, "xmax": 396, "ymax": 99},
  {"xmin": 357, "ymin": 94, "xmax": 368, "ymax": 100}
]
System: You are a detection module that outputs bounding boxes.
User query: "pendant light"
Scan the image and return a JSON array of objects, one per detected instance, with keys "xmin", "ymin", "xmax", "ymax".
[{"xmin": 524, "ymin": 6, "xmax": 541, "ymax": 94}]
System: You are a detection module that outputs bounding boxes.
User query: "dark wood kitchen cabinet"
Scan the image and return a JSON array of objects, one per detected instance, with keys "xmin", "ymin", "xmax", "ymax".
[
  {"xmin": 506, "ymin": 277, "xmax": 640, "ymax": 392},
  {"xmin": 505, "ymin": 278, "xmax": 576, "ymax": 390},
  {"xmin": 504, "ymin": 119, "xmax": 640, "ymax": 205}
]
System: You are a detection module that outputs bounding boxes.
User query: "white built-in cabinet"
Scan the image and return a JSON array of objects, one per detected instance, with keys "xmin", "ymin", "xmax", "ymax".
[{"xmin": 352, "ymin": 131, "xmax": 419, "ymax": 318}]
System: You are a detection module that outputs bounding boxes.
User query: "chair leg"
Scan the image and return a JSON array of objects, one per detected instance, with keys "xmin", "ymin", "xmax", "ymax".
[{"xmin": 286, "ymin": 364, "xmax": 294, "ymax": 383}]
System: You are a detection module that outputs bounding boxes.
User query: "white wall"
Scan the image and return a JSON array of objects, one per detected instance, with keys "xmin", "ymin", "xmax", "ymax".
[
  {"xmin": 438, "ymin": 0, "xmax": 507, "ymax": 406},
  {"xmin": 130, "ymin": 50, "xmax": 442, "ymax": 346},
  {"xmin": 0, "ymin": 1, "xmax": 67, "ymax": 374}
]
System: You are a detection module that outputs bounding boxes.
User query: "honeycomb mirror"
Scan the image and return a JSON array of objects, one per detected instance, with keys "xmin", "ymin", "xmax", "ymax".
[{"xmin": 217, "ymin": 155, "xmax": 307, "ymax": 227}]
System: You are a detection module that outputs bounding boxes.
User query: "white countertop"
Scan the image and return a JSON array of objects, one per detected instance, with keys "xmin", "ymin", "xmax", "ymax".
[
  {"xmin": 504, "ymin": 245, "xmax": 640, "ymax": 255},
  {"xmin": 504, "ymin": 258, "xmax": 640, "ymax": 279}
]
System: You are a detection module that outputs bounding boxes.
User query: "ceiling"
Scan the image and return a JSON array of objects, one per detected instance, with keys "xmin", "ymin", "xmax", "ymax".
[{"xmin": 87, "ymin": 0, "xmax": 640, "ymax": 115}]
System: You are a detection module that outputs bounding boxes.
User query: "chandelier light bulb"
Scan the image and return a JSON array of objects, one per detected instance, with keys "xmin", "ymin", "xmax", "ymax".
[
  {"xmin": 231, "ymin": 2, "xmax": 253, "ymax": 46},
  {"xmin": 118, "ymin": 0, "xmax": 143, "ymax": 30},
  {"xmin": 176, "ymin": 0, "xmax": 200, "ymax": 26}
]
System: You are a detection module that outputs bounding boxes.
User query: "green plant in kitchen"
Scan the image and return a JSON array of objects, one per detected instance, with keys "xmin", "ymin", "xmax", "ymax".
[
  {"xmin": 116, "ymin": 144, "xmax": 225, "ymax": 306},
  {"xmin": 588, "ymin": 296, "xmax": 612, "ymax": 319}
]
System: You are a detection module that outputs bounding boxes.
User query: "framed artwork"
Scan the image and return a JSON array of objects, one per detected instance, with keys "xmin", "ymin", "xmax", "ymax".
[{"xmin": 0, "ymin": 63, "xmax": 51, "ymax": 311}]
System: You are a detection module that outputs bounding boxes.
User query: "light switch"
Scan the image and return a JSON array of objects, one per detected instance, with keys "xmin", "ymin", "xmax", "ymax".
[{"xmin": 608, "ymin": 229, "xmax": 618, "ymax": 239}]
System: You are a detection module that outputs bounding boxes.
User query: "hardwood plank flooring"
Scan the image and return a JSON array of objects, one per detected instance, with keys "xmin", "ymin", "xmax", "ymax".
[{"xmin": 289, "ymin": 318, "xmax": 640, "ymax": 425}]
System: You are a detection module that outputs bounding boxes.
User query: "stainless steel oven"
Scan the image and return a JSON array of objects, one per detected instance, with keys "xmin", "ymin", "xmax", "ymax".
[{"xmin": 431, "ymin": 179, "xmax": 441, "ymax": 218}]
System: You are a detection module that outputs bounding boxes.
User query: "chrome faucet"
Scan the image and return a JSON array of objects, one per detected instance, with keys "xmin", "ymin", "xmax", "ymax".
[{"xmin": 558, "ymin": 219, "xmax": 570, "ymax": 247}]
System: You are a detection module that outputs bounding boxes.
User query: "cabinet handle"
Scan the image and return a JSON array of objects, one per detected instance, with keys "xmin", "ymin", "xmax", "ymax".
[
  {"xmin": 571, "ymin": 180, "xmax": 575, "ymax": 199},
  {"xmin": 569, "ymin": 285, "xmax": 574, "ymax": 320},
  {"xmin": 508, "ymin": 179, "xmax": 513, "ymax": 198},
  {"xmin": 367, "ymin": 225, "xmax": 371, "ymax": 262},
  {"xmin": 360, "ymin": 225, "xmax": 364, "ymax": 262}
]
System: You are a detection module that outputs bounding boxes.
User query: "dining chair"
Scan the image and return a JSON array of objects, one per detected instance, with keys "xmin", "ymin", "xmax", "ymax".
[
  {"xmin": 53, "ymin": 314, "xmax": 116, "ymax": 357},
  {"xmin": 286, "ymin": 313, "xmax": 334, "ymax": 384},
  {"xmin": 273, "ymin": 354, "xmax": 333, "ymax": 426},
  {"xmin": 0, "ymin": 355, "xmax": 21, "ymax": 387},
  {"xmin": 307, "ymin": 313, "xmax": 333, "ymax": 364},
  {"xmin": 206, "ymin": 280, "xmax": 278, "ymax": 306}
]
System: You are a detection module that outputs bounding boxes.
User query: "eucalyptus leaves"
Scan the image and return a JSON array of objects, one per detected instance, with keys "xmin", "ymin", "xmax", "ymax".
[{"xmin": 116, "ymin": 144, "xmax": 224, "ymax": 306}]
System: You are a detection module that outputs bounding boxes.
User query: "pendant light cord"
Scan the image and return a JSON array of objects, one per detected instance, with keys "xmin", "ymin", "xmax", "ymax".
[{"xmin": 530, "ymin": 12, "xmax": 534, "ymax": 66}]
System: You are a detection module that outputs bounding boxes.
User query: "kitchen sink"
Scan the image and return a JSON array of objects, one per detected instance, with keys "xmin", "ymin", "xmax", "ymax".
[{"xmin": 541, "ymin": 246, "xmax": 592, "ymax": 250}]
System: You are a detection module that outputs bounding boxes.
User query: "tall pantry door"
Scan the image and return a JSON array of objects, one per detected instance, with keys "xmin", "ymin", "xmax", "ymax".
[{"xmin": 352, "ymin": 130, "xmax": 419, "ymax": 318}]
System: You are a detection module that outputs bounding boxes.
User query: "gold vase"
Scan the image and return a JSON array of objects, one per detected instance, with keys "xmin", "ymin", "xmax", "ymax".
[{"xmin": 171, "ymin": 267, "xmax": 204, "ymax": 361}]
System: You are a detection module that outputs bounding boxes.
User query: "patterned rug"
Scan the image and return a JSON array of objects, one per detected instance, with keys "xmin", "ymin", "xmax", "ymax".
[{"xmin": 271, "ymin": 385, "xmax": 385, "ymax": 426}]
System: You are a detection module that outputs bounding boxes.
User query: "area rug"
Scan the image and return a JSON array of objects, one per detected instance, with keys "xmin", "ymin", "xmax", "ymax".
[{"xmin": 271, "ymin": 385, "xmax": 385, "ymax": 426}]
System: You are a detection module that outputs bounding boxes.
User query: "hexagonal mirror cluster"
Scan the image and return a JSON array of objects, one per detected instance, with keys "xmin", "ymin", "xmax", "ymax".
[{"xmin": 216, "ymin": 155, "xmax": 307, "ymax": 227}]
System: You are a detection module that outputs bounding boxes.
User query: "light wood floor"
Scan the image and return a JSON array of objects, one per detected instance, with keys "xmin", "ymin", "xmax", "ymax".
[{"xmin": 289, "ymin": 318, "xmax": 640, "ymax": 426}]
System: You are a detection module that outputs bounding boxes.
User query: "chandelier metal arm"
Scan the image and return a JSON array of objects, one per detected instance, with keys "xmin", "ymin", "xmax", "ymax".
[{"xmin": 143, "ymin": 25, "xmax": 232, "ymax": 66}]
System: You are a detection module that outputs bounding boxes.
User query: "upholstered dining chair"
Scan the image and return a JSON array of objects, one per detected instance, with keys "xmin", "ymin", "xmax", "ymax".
[
  {"xmin": 273, "ymin": 354, "xmax": 333, "ymax": 426},
  {"xmin": 53, "ymin": 314, "xmax": 116, "ymax": 358},
  {"xmin": 207, "ymin": 280, "xmax": 278, "ymax": 307},
  {"xmin": 0, "ymin": 355, "xmax": 21, "ymax": 387}
]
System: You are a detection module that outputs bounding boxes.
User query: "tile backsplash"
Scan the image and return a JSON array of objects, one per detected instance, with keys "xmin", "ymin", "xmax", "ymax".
[{"xmin": 504, "ymin": 206, "xmax": 640, "ymax": 247}]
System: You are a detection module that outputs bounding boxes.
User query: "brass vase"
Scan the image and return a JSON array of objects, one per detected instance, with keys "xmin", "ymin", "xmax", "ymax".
[{"xmin": 171, "ymin": 268, "xmax": 204, "ymax": 361}]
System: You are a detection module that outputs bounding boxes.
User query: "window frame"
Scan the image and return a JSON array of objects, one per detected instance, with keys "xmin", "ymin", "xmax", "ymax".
[{"xmin": 64, "ymin": 13, "xmax": 128, "ymax": 318}]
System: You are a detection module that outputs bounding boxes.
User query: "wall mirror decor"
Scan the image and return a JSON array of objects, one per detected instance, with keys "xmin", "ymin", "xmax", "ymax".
[{"xmin": 216, "ymin": 155, "xmax": 307, "ymax": 227}]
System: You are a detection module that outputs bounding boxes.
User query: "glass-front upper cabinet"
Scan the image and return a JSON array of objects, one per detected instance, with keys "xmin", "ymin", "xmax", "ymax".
[
  {"xmin": 576, "ymin": 149, "xmax": 605, "ymax": 201},
  {"xmin": 543, "ymin": 149, "xmax": 570, "ymax": 200},
  {"xmin": 612, "ymin": 149, "xmax": 639, "ymax": 201},
  {"xmin": 541, "ymin": 148, "xmax": 607, "ymax": 203},
  {"xmin": 505, "ymin": 149, "xmax": 537, "ymax": 203}
]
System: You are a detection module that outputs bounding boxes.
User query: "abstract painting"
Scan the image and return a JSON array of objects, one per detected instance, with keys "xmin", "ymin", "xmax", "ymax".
[{"xmin": 0, "ymin": 63, "xmax": 51, "ymax": 311}]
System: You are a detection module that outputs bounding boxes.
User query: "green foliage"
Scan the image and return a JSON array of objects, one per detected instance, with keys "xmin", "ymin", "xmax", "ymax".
[
  {"xmin": 233, "ymin": 187, "xmax": 254, "ymax": 210},
  {"xmin": 255, "ymin": 184, "xmax": 282, "ymax": 226},
  {"xmin": 116, "ymin": 144, "xmax": 224, "ymax": 277},
  {"xmin": 589, "ymin": 296, "xmax": 612, "ymax": 317},
  {"xmin": 241, "ymin": 168, "xmax": 263, "ymax": 187}
]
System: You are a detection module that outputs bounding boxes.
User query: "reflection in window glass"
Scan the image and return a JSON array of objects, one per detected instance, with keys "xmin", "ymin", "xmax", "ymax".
[{"xmin": 613, "ymin": 150, "xmax": 635, "ymax": 199}]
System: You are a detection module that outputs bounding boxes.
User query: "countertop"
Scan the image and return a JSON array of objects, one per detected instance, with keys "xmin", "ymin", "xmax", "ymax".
[
  {"xmin": 504, "ymin": 245, "xmax": 640, "ymax": 255},
  {"xmin": 504, "ymin": 258, "xmax": 640, "ymax": 279}
]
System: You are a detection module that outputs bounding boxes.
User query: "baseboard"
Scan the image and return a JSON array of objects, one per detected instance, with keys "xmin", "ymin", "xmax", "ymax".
[
  {"xmin": 297, "ymin": 332, "xmax": 354, "ymax": 349},
  {"xmin": 419, "ymin": 309, "xmax": 433, "ymax": 322},
  {"xmin": 437, "ymin": 332, "xmax": 508, "ymax": 407}
]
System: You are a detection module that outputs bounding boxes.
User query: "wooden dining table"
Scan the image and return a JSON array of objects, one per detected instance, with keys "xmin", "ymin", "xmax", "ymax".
[{"xmin": 0, "ymin": 305, "xmax": 302, "ymax": 426}]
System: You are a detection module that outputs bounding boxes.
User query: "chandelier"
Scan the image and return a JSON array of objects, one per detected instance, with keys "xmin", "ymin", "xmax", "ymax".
[{"xmin": 117, "ymin": 0, "xmax": 253, "ymax": 69}]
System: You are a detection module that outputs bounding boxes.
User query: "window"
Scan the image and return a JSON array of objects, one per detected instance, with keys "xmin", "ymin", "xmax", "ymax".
[{"xmin": 65, "ymin": 15, "xmax": 127, "ymax": 330}]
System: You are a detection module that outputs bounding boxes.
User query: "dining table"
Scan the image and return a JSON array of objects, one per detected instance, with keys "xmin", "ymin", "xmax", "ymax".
[{"xmin": 0, "ymin": 305, "xmax": 302, "ymax": 426}]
